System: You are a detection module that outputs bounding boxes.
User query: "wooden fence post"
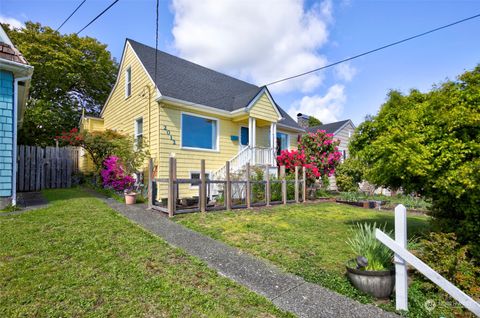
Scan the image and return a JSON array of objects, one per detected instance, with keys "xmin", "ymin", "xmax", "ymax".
[
  {"xmin": 395, "ymin": 204, "xmax": 408, "ymax": 311},
  {"xmin": 302, "ymin": 166, "xmax": 306, "ymax": 202},
  {"xmin": 294, "ymin": 166, "xmax": 299, "ymax": 203},
  {"xmin": 280, "ymin": 165, "xmax": 286, "ymax": 205},
  {"xmin": 246, "ymin": 162, "xmax": 251, "ymax": 209},
  {"xmin": 265, "ymin": 164, "xmax": 270, "ymax": 206},
  {"xmin": 148, "ymin": 158, "xmax": 153, "ymax": 209},
  {"xmin": 225, "ymin": 161, "xmax": 232, "ymax": 210},
  {"xmin": 168, "ymin": 157, "xmax": 176, "ymax": 217},
  {"xmin": 200, "ymin": 159, "xmax": 206, "ymax": 213}
]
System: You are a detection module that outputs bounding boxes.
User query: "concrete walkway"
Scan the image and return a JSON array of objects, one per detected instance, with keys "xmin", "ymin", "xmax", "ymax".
[
  {"xmin": 1, "ymin": 192, "xmax": 49, "ymax": 216},
  {"xmin": 97, "ymin": 195, "xmax": 398, "ymax": 318}
]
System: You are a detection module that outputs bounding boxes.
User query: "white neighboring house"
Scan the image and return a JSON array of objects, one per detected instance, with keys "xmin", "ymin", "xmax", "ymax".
[{"xmin": 297, "ymin": 114, "xmax": 355, "ymax": 190}]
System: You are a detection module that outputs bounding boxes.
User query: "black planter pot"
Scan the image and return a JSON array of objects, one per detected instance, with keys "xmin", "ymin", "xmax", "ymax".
[{"xmin": 346, "ymin": 264, "xmax": 395, "ymax": 299}]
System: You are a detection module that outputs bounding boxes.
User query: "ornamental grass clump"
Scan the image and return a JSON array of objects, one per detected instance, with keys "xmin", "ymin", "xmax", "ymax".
[
  {"xmin": 346, "ymin": 222, "xmax": 393, "ymax": 271},
  {"xmin": 101, "ymin": 156, "xmax": 135, "ymax": 192}
]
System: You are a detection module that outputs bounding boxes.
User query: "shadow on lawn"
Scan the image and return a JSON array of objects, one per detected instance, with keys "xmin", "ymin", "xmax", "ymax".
[
  {"xmin": 344, "ymin": 215, "xmax": 431, "ymax": 239},
  {"xmin": 41, "ymin": 187, "xmax": 103, "ymax": 204}
]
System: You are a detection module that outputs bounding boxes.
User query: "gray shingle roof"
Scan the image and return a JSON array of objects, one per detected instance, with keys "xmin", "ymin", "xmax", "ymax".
[
  {"xmin": 306, "ymin": 119, "xmax": 351, "ymax": 135},
  {"xmin": 127, "ymin": 39, "xmax": 302, "ymax": 130}
]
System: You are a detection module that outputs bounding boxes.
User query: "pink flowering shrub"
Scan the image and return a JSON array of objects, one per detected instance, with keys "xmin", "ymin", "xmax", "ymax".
[
  {"xmin": 277, "ymin": 129, "xmax": 342, "ymax": 180},
  {"xmin": 101, "ymin": 156, "xmax": 135, "ymax": 192}
]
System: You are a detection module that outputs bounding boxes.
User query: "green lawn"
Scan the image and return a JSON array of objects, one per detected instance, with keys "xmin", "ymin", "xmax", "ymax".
[
  {"xmin": 175, "ymin": 202, "xmax": 455, "ymax": 317},
  {"xmin": 0, "ymin": 189, "xmax": 292, "ymax": 318}
]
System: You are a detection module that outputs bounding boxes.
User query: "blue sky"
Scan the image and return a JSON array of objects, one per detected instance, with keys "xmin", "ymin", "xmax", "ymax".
[{"xmin": 1, "ymin": 0, "xmax": 479, "ymax": 126}]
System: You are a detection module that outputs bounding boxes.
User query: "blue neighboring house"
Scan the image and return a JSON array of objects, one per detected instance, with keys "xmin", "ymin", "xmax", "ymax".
[{"xmin": 0, "ymin": 26, "xmax": 33, "ymax": 208}]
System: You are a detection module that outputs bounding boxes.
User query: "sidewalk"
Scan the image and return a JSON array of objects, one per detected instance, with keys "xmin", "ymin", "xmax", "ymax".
[{"xmin": 98, "ymin": 195, "xmax": 398, "ymax": 318}]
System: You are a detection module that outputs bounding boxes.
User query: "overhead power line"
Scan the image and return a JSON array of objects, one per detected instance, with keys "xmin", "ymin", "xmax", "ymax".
[
  {"xmin": 154, "ymin": 0, "xmax": 160, "ymax": 84},
  {"xmin": 264, "ymin": 12, "xmax": 480, "ymax": 87},
  {"xmin": 57, "ymin": 0, "xmax": 87, "ymax": 31},
  {"xmin": 77, "ymin": 0, "xmax": 120, "ymax": 35}
]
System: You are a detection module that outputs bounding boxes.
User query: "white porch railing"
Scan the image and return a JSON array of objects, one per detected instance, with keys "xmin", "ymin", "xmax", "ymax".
[
  {"xmin": 376, "ymin": 205, "xmax": 480, "ymax": 316},
  {"xmin": 211, "ymin": 146, "xmax": 276, "ymax": 181}
]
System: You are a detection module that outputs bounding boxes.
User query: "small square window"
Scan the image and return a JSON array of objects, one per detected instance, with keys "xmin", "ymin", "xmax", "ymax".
[{"xmin": 190, "ymin": 172, "xmax": 210, "ymax": 187}]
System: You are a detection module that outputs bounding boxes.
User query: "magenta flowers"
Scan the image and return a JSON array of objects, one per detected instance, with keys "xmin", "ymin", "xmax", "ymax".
[
  {"xmin": 277, "ymin": 129, "xmax": 342, "ymax": 180},
  {"xmin": 101, "ymin": 156, "xmax": 135, "ymax": 192}
]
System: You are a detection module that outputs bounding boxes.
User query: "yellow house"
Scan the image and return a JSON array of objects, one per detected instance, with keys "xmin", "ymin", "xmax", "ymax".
[{"xmin": 83, "ymin": 39, "xmax": 304, "ymax": 199}]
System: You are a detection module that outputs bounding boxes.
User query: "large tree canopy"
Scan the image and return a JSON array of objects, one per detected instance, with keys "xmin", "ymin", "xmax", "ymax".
[
  {"xmin": 307, "ymin": 115, "xmax": 322, "ymax": 127},
  {"xmin": 350, "ymin": 65, "xmax": 480, "ymax": 257},
  {"xmin": 3, "ymin": 22, "xmax": 117, "ymax": 146}
]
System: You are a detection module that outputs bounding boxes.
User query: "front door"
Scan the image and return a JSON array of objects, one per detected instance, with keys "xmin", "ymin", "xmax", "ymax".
[{"xmin": 240, "ymin": 126, "xmax": 249, "ymax": 151}]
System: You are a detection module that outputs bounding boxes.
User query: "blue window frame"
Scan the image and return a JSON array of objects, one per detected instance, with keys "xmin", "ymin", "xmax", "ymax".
[
  {"xmin": 276, "ymin": 132, "xmax": 289, "ymax": 155},
  {"xmin": 181, "ymin": 113, "xmax": 218, "ymax": 150}
]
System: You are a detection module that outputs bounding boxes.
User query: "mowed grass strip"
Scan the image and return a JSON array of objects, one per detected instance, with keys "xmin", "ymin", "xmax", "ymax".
[
  {"xmin": 0, "ymin": 189, "xmax": 292, "ymax": 318},
  {"xmin": 175, "ymin": 203, "xmax": 430, "ymax": 303}
]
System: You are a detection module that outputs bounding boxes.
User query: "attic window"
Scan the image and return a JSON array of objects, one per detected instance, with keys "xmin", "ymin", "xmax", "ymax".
[{"xmin": 125, "ymin": 67, "xmax": 132, "ymax": 97}]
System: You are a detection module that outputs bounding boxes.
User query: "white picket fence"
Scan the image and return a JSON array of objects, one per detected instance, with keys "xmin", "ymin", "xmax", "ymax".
[{"xmin": 375, "ymin": 204, "xmax": 480, "ymax": 316}]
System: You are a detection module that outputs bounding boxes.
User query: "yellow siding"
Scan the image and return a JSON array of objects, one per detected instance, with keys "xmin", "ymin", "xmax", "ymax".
[
  {"xmin": 157, "ymin": 104, "xmax": 241, "ymax": 199},
  {"xmin": 102, "ymin": 43, "xmax": 160, "ymax": 177},
  {"xmin": 256, "ymin": 126, "xmax": 270, "ymax": 147},
  {"xmin": 79, "ymin": 117, "xmax": 104, "ymax": 172},
  {"xmin": 100, "ymin": 42, "xmax": 298, "ymax": 200},
  {"xmin": 249, "ymin": 93, "xmax": 280, "ymax": 122}
]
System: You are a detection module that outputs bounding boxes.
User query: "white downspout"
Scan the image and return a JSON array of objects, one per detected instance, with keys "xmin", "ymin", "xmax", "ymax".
[{"xmin": 12, "ymin": 76, "xmax": 31, "ymax": 206}]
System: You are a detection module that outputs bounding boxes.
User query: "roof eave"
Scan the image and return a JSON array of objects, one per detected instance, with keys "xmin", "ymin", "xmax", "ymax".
[{"xmin": 277, "ymin": 122, "xmax": 305, "ymax": 133}]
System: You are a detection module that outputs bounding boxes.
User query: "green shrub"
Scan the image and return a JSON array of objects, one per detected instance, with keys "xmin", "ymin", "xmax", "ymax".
[
  {"xmin": 252, "ymin": 167, "xmax": 265, "ymax": 203},
  {"xmin": 339, "ymin": 192, "xmax": 363, "ymax": 202},
  {"xmin": 415, "ymin": 232, "xmax": 480, "ymax": 299},
  {"xmin": 335, "ymin": 158, "xmax": 364, "ymax": 192}
]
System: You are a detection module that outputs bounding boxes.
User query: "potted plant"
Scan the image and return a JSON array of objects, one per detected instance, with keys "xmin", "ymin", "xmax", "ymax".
[
  {"xmin": 345, "ymin": 222, "xmax": 395, "ymax": 299},
  {"xmin": 101, "ymin": 156, "xmax": 137, "ymax": 204},
  {"xmin": 124, "ymin": 182, "xmax": 139, "ymax": 205}
]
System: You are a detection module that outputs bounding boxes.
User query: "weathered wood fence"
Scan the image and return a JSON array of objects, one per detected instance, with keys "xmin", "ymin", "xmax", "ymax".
[
  {"xmin": 148, "ymin": 158, "xmax": 307, "ymax": 217},
  {"xmin": 17, "ymin": 145, "xmax": 80, "ymax": 192}
]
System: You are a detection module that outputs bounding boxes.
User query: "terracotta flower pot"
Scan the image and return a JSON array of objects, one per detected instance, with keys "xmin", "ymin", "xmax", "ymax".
[{"xmin": 125, "ymin": 192, "xmax": 137, "ymax": 205}]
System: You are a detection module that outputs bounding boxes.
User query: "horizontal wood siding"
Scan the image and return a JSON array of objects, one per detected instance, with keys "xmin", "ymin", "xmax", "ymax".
[
  {"xmin": 79, "ymin": 117, "xmax": 104, "ymax": 172},
  {"xmin": 329, "ymin": 122, "xmax": 355, "ymax": 190},
  {"xmin": 249, "ymin": 93, "xmax": 279, "ymax": 122},
  {"xmin": 102, "ymin": 43, "xmax": 159, "ymax": 177},
  {"xmin": 335, "ymin": 122, "xmax": 355, "ymax": 157},
  {"xmin": 157, "ymin": 104, "xmax": 240, "ymax": 198}
]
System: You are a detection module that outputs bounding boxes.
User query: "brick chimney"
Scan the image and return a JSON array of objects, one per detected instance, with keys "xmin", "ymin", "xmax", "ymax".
[{"xmin": 297, "ymin": 113, "xmax": 310, "ymax": 129}]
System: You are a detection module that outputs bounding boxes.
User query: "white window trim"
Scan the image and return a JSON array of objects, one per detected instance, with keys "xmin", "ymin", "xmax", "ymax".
[
  {"xmin": 125, "ymin": 66, "xmax": 132, "ymax": 98},
  {"xmin": 134, "ymin": 117, "xmax": 143, "ymax": 149},
  {"xmin": 180, "ymin": 111, "xmax": 220, "ymax": 152},
  {"xmin": 189, "ymin": 170, "xmax": 211, "ymax": 189}
]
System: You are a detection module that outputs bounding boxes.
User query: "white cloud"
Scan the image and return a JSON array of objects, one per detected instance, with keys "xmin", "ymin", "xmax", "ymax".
[
  {"xmin": 0, "ymin": 15, "xmax": 24, "ymax": 29},
  {"xmin": 289, "ymin": 84, "xmax": 346, "ymax": 123},
  {"xmin": 334, "ymin": 62, "xmax": 357, "ymax": 82},
  {"xmin": 171, "ymin": 0, "xmax": 333, "ymax": 93}
]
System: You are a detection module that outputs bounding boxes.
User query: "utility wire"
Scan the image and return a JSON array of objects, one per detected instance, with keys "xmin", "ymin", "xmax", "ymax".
[
  {"xmin": 57, "ymin": 0, "xmax": 87, "ymax": 31},
  {"xmin": 154, "ymin": 0, "xmax": 159, "ymax": 85},
  {"xmin": 77, "ymin": 0, "xmax": 120, "ymax": 35},
  {"xmin": 264, "ymin": 12, "xmax": 480, "ymax": 87}
]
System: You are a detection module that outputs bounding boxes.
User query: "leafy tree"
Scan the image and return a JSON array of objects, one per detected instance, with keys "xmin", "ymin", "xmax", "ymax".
[
  {"xmin": 335, "ymin": 158, "xmax": 364, "ymax": 192},
  {"xmin": 307, "ymin": 115, "xmax": 322, "ymax": 127},
  {"xmin": 57, "ymin": 129, "xmax": 149, "ymax": 175},
  {"xmin": 3, "ymin": 22, "xmax": 117, "ymax": 146},
  {"xmin": 350, "ymin": 65, "xmax": 480, "ymax": 258}
]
